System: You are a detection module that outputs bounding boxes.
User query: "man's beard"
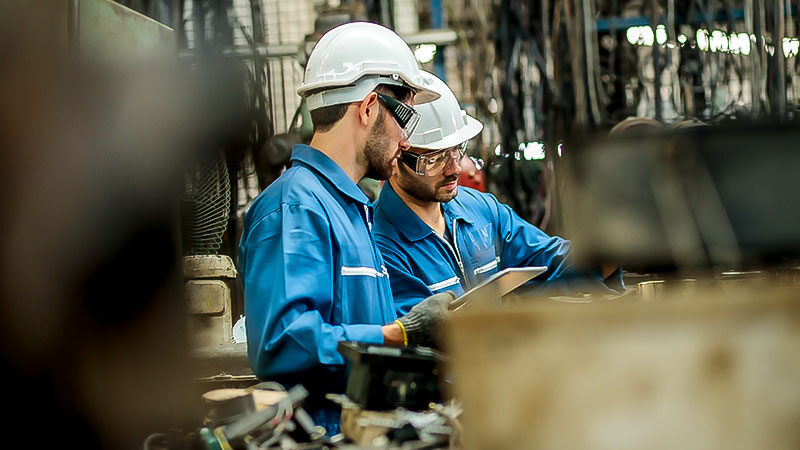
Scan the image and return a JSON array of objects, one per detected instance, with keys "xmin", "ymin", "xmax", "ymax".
[
  {"xmin": 396, "ymin": 163, "xmax": 459, "ymax": 203},
  {"xmin": 363, "ymin": 113, "xmax": 397, "ymax": 181},
  {"xmin": 434, "ymin": 175, "xmax": 460, "ymax": 202}
]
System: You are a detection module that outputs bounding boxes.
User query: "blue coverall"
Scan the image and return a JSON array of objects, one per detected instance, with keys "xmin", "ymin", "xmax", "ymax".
[
  {"xmin": 374, "ymin": 182, "xmax": 622, "ymax": 315},
  {"xmin": 238, "ymin": 144, "xmax": 397, "ymax": 434}
]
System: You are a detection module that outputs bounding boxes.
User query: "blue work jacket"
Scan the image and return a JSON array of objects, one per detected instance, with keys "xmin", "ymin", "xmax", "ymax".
[
  {"xmin": 238, "ymin": 144, "xmax": 396, "ymax": 387},
  {"xmin": 374, "ymin": 183, "xmax": 619, "ymax": 315}
]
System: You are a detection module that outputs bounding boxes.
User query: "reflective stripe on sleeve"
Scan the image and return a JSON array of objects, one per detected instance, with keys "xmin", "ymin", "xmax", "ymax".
[
  {"xmin": 341, "ymin": 266, "xmax": 386, "ymax": 277},
  {"xmin": 427, "ymin": 276, "xmax": 460, "ymax": 291}
]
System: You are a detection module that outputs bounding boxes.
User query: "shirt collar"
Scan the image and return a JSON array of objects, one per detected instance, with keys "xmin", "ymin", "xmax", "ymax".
[
  {"xmin": 291, "ymin": 144, "xmax": 369, "ymax": 205},
  {"xmin": 377, "ymin": 182, "xmax": 474, "ymax": 242},
  {"xmin": 441, "ymin": 192, "xmax": 475, "ymax": 225}
]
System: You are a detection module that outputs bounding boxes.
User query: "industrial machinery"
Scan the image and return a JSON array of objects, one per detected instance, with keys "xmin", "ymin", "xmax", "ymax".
[{"xmin": 338, "ymin": 341, "xmax": 445, "ymax": 412}]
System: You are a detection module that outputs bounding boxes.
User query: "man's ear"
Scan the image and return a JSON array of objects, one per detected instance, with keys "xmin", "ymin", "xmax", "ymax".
[{"xmin": 357, "ymin": 92, "xmax": 379, "ymax": 126}]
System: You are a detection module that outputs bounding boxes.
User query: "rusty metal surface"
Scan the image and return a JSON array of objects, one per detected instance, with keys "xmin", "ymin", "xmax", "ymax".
[
  {"xmin": 186, "ymin": 280, "xmax": 229, "ymax": 316},
  {"xmin": 191, "ymin": 343, "xmax": 253, "ymax": 379},
  {"xmin": 446, "ymin": 286, "xmax": 800, "ymax": 450},
  {"xmin": 68, "ymin": 0, "xmax": 79, "ymax": 52},
  {"xmin": 184, "ymin": 255, "xmax": 238, "ymax": 279}
]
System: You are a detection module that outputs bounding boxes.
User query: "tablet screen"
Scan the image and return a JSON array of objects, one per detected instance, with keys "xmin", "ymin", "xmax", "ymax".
[{"xmin": 449, "ymin": 266, "xmax": 547, "ymax": 311}]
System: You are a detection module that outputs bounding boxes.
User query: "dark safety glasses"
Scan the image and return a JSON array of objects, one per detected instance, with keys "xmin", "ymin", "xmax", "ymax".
[
  {"xmin": 376, "ymin": 92, "xmax": 421, "ymax": 140},
  {"xmin": 400, "ymin": 142, "xmax": 468, "ymax": 177}
]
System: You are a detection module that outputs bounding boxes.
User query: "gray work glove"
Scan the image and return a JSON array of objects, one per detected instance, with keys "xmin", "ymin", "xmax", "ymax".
[{"xmin": 397, "ymin": 291, "xmax": 456, "ymax": 347}]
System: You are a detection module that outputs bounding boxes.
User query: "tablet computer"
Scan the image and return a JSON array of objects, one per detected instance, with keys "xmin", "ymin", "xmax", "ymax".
[{"xmin": 449, "ymin": 266, "xmax": 547, "ymax": 311}]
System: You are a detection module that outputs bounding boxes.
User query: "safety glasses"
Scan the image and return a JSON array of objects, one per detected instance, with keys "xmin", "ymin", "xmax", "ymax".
[
  {"xmin": 375, "ymin": 92, "xmax": 421, "ymax": 140},
  {"xmin": 400, "ymin": 142, "xmax": 468, "ymax": 177}
]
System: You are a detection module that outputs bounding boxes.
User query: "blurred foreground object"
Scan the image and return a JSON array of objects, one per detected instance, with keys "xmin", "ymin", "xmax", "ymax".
[
  {"xmin": 446, "ymin": 285, "xmax": 800, "ymax": 449},
  {"xmin": 0, "ymin": 1, "xmax": 250, "ymax": 447},
  {"xmin": 564, "ymin": 122, "xmax": 800, "ymax": 272}
]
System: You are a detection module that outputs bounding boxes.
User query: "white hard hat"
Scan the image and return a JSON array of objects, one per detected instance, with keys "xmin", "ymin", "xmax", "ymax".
[
  {"xmin": 297, "ymin": 22, "xmax": 440, "ymax": 111},
  {"xmin": 408, "ymin": 71, "xmax": 484, "ymax": 149}
]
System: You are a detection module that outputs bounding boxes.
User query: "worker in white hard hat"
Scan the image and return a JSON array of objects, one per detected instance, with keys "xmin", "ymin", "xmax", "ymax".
[
  {"xmin": 238, "ymin": 22, "xmax": 454, "ymax": 434},
  {"xmin": 374, "ymin": 72, "xmax": 624, "ymax": 315}
]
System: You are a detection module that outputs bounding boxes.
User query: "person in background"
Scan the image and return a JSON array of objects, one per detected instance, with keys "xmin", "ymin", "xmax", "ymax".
[
  {"xmin": 374, "ymin": 72, "xmax": 623, "ymax": 314},
  {"xmin": 237, "ymin": 23, "xmax": 453, "ymax": 434}
]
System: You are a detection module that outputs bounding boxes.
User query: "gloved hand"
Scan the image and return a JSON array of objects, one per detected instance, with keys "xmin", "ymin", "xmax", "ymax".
[{"xmin": 395, "ymin": 291, "xmax": 456, "ymax": 347}]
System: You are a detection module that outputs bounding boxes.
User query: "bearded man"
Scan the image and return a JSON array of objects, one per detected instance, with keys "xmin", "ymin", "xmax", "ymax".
[
  {"xmin": 374, "ymin": 72, "xmax": 623, "ymax": 315},
  {"xmin": 238, "ymin": 23, "xmax": 454, "ymax": 434}
]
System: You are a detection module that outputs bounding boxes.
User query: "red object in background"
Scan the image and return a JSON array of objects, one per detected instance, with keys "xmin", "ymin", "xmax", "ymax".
[{"xmin": 458, "ymin": 156, "xmax": 485, "ymax": 192}]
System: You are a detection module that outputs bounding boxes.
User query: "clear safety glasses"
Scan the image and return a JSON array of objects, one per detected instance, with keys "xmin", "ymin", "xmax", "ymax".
[
  {"xmin": 375, "ymin": 92, "xmax": 421, "ymax": 140},
  {"xmin": 400, "ymin": 142, "xmax": 468, "ymax": 177}
]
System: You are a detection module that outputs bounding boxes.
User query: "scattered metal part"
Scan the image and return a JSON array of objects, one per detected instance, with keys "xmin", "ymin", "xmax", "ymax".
[
  {"xmin": 341, "ymin": 401, "xmax": 462, "ymax": 448},
  {"xmin": 325, "ymin": 393, "xmax": 360, "ymax": 409}
]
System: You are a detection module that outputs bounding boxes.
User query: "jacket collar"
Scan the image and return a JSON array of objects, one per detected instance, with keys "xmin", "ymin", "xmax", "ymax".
[
  {"xmin": 291, "ymin": 144, "xmax": 369, "ymax": 205},
  {"xmin": 441, "ymin": 192, "xmax": 475, "ymax": 225},
  {"xmin": 377, "ymin": 182, "xmax": 474, "ymax": 242}
]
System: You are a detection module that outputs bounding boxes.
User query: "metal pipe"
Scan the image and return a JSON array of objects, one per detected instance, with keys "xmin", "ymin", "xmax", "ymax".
[
  {"xmin": 178, "ymin": 45, "xmax": 303, "ymax": 60},
  {"xmin": 651, "ymin": 0, "xmax": 662, "ymax": 121},
  {"xmin": 68, "ymin": 0, "xmax": 80, "ymax": 54},
  {"xmin": 380, "ymin": 0, "xmax": 393, "ymax": 29},
  {"xmin": 744, "ymin": 0, "xmax": 761, "ymax": 114},
  {"xmin": 431, "ymin": 0, "xmax": 447, "ymax": 81},
  {"xmin": 171, "ymin": 0, "xmax": 180, "ymax": 32},
  {"xmin": 584, "ymin": 0, "xmax": 601, "ymax": 127},
  {"xmin": 757, "ymin": 0, "xmax": 768, "ymax": 113},
  {"xmin": 772, "ymin": 0, "xmax": 787, "ymax": 117},
  {"xmin": 608, "ymin": 0, "xmax": 618, "ymax": 88},
  {"xmin": 668, "ymin": 0, "xmax": 682, "ymax": 116},
  {"xmin": 193, "ymin": 0, "xmax": 205, "ymax": 54}
]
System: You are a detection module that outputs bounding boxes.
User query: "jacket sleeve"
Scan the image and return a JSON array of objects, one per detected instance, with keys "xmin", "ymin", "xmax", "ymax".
[
  {"xmin": 489, "ymin": 193, "xmax": 620, "ymax": 292},
  {"xmin": 490, "ymin": 194, "xmax": 573, "ymax": 280},
  {"xmin": 377, "ymin": 239, "xmax": 433, "ymax": 316},
  {"xmin": 240, "ymin": 202, "xmax": 384, "ymax": 378}
]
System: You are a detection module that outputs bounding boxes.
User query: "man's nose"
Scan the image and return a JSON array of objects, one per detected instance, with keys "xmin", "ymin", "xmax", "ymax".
[
  {"xmin": 398, "ymin": 137, "xmax": 411, "ymax": 151},
  {"xmin": 443, "ymin": 152, "xmax": 461, "ymax": 176}
]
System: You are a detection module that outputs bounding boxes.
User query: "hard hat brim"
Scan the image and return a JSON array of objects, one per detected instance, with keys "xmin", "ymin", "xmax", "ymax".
[
  {"xmin": 303, "ymin": 75, "xmax": 441, "ymax": 111},
  {"xmin": 411, "ymin": 113, "xmax": 484, "ymax": 150}
]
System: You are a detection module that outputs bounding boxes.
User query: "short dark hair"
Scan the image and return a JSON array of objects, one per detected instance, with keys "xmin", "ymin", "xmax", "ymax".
[
  {"xmin": 310, "ymin": 103, "xmax": 349, "ymax": 133},
  {"xmin": 309, "ymin": 83, "xmax": 414, "ymax": 133},
  {"xmin": 375, "ymin": 83, "xmax": 413, "ymax": 102}
]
